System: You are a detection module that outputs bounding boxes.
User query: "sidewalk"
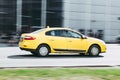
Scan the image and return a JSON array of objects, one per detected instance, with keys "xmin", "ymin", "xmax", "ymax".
[{"xmin": 0, "ymin": 43, "xmax": 18, "ymax": 47}]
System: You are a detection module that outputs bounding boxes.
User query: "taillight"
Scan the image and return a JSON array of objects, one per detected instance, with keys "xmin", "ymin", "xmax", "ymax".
[{"xmin": 24, "ymin": 36, "xmax": 36, "ymax": 40}]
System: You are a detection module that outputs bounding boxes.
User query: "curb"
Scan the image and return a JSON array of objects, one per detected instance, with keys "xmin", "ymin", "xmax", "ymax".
[{"xmin": 0, "ymin": 65, "xmax": 120, "ymax": 69}]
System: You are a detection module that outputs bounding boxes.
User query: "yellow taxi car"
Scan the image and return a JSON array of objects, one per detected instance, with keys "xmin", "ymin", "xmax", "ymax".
[{"xmin": 19, "ymin": 27, "xmax": 106, "ymax": 57}]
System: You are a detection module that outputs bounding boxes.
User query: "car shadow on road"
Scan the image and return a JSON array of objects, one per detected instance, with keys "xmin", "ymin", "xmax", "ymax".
[{"xmin": 8, "ymin": 54, "xmax": 104, "ymax": 59}]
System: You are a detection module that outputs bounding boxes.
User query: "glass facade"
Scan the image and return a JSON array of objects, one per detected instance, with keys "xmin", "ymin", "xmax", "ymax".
[
  {"xmin": 22, "ymin": 0, "xmax": 42, "ymax": 33},
  {"xmin": 0, "ymin": 0, "xmax": 63, "ymax": 34},
  {"xmin": 21, "ymin": 0, "xmax": 63, "ymax": 32},
  {"xmin": 46, "ymin": 0, "xmax": 63, "ymax": 27},
  {"xmin": 0, "ymin": 0, "xmax": 16, "ymax": 33}
]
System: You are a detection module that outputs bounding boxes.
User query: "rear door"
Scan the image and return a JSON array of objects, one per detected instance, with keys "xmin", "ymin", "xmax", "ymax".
[{"xmin": 46, "ymin": 30, "xmax": 67, "ymax": 51}]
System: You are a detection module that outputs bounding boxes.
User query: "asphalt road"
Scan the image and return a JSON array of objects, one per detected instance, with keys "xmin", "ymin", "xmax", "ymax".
[{"xmin": 0, "ymin": 44, "xmax": 120, "ymax": 68}]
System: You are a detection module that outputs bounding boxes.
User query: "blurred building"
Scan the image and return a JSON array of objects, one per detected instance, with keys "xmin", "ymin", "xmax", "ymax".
[
  {"xmin": 63, "ymin": 0, "xmax": 120, "ymax": 42},
  {"xmin": 0, "ymin": 0, "xmax": 16, "ymax": 33},
  {"xmin": 0, "ymin": 0, "xmax": 120, "ymax": 42},
  {"xmin": 19, "ymin": 0, "xmax": 63, "ymax": 33}
]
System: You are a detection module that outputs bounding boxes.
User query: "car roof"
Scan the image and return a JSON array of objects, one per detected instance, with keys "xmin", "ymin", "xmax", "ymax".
[
  {"xmin": 43, "ymin": 27, "xmax": 81, "ymax": 34},
  {"xmin": 45, "ymin": 27, "xmax": 72, "ymax": 31},
  {"xmin": 31, "ymin": 27, "xmax": 71, "ymax": 34},
  {"xmin": 32, "ymin": 27, "xmax": 81, "ymax": 34}
]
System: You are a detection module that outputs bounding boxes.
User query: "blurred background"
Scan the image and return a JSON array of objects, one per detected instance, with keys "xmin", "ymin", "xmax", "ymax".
[{"xmin": 0, "ymin": 0, "xmax": 120, "ymax": 47}]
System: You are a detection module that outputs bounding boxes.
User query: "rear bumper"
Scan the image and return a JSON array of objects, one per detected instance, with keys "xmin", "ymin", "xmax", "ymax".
[
  {"xmin": 19, "ymin": 41, "xmax": 38, "ymax": 52},
  {"xmin": 20, "ymin": 47, "xmax": 36, "ymax": 52}
]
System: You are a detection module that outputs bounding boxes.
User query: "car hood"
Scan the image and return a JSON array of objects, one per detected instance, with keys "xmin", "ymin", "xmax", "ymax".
[{"xmin": 87, "ymin": 37, "xmax": 106, "ymax": 44}]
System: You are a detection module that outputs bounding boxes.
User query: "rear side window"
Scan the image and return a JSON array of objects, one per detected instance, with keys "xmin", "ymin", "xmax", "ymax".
[{"xmin": 46, "ymin": 30, "xmax": 55, "ymax": 36}]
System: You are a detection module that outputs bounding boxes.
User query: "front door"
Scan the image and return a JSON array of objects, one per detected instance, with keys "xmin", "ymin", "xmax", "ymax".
[{"xmin": 66, "ymin": 30, "xmax": 86, "ymax": 53}]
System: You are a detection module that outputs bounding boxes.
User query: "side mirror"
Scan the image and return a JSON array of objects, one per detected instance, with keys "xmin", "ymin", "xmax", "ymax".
[{"xmin": 81, "ymin": 35, "xmax": 87, "ymax": 39}]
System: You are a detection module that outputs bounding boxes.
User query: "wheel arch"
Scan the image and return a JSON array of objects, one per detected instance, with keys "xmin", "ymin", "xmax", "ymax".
[
  {"xmin": 37, "ymin": 43, "xmax": 51, "ymax": 53},
  {"xmin": 88, "ymin": 44, "xmax": 101, "ymax": 53}
]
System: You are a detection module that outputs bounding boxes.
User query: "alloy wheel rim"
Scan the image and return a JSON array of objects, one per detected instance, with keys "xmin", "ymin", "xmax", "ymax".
[
  {"xmin": 39, "ymin": 47, "xmax": 48, "ymax": 56},
  {"xmin": 91, "ymin": 47, "xmax": 99, "ymax": 55}
]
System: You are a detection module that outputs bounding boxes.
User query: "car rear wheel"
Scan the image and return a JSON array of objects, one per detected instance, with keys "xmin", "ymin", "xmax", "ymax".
[
  {"xmin": 79, "ymin": 53, "xmax": 85, "ymax": 56},
  {"xmin": 88, "ymin": 45, "xmax": 100, "ymax": 56},
  {"xmin": 36, "ymin": 45, "xmax": 50, "ymax": 57}
]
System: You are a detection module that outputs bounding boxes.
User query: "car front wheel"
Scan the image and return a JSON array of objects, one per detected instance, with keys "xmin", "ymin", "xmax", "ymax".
[
  {"xmin": 88, "ymin": 45, "xmax": 100, "ymax": 56},
  {"xmin": 36, "ymin": 45, "xmax": 50, "ymax": 57}
]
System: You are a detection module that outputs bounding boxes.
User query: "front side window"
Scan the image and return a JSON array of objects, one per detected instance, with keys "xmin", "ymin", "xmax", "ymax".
[{"xmin": 67, "ymin": 30, "xmax": 81, "ymax": 38}]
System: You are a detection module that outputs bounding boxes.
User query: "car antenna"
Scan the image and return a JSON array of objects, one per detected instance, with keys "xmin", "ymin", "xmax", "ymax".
[{"xmin": 46, "ymin": 26, "xmax": 50, "ymax": 28}]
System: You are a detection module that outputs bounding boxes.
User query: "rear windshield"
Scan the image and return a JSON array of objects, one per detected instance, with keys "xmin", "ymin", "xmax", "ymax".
[{"xmin": 31, "ymin": 28, "xmax": 46, "ymax": 34}]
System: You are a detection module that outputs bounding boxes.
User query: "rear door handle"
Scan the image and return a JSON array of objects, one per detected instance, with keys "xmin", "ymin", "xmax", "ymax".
[
  {"xmin": 68, "ymin": 40, "xmax": 72, "ymax": 42},
  {"xmin": 50, "ymin": 39, "xmax": 54, "ymax": 41}
]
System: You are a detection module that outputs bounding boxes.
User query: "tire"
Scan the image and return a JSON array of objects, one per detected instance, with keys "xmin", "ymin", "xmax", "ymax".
[
  {"xmin": 88, "ymin": 45, "xmax": 100, "ymax": 56},
  {"xmin": 79, "ymin": 53, "xmax": 85, "ymax": 56},
  {"xmin": 36, "ymin": 45, "xmax": 50, "ymax": 57},
  {"xmin": 31, "ymin": 51, "xmax": 38, "ymax": 56}
]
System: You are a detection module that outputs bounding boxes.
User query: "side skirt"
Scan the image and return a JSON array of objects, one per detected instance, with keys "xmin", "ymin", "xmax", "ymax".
[{"xmin": 54, "ymin": 49, "xmax": 86, "ymax": 53}]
